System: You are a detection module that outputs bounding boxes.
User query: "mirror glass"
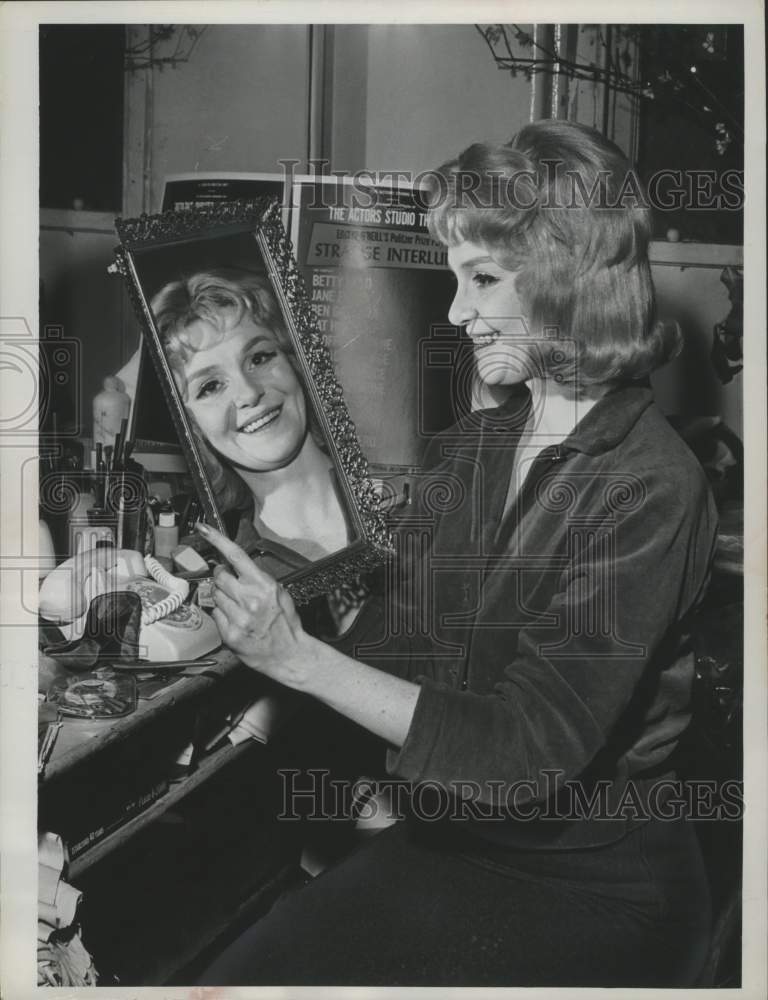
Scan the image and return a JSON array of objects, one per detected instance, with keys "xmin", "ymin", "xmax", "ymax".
[{"xmin": 115, "ymin": 201, "xmax": 389, "ymax": 602}]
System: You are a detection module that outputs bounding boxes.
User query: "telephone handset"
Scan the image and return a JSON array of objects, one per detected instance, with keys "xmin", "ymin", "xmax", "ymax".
[{"xmin": 39, "ymin": 548, "xmax": 221, "ymax": 661}]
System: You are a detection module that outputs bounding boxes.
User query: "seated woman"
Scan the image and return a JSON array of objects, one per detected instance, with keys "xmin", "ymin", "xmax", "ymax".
[
  {"xmin": 150, "ymin": 268, "xmax": 351, "ymax": 580},
  {"xmin": 194, "ymin": 121, "xmax": 717, "ymax": 987}
]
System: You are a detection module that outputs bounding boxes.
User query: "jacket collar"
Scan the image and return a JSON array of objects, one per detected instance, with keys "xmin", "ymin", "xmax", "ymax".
[
  {"xmin": 486, "ymin": 380, "xmax": 655, "ymax": 457},
  {"xmin": 560, "ymin": 381, "xmax": 655, "ymax": 456}
]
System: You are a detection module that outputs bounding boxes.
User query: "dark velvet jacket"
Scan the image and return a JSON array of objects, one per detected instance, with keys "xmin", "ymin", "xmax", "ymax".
[{"xmin": 335, "ymin": 382, "xmax": 718, "ymax": 848}]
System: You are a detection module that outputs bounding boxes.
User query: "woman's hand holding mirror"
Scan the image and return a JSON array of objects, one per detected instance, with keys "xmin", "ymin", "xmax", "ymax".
[{"xmin": 197, "ymin": 522, "xmax": 313, "ymax": 688}]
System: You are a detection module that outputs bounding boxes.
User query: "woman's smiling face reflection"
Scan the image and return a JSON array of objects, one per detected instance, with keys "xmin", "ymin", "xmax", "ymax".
[{"xmin": 180, "ymin": 315, "xmax": 308, "ymax": 473}]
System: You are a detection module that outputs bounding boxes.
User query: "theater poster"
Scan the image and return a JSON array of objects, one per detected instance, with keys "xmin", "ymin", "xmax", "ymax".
[{"xmin": 290, "ymin": 177, "xmax": 464, "ymax": 473}]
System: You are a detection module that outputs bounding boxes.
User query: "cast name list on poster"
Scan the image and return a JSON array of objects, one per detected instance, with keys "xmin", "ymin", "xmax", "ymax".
[{"xmin": 310, "ymin": 274, "xmax": 376, "ymax": 333}]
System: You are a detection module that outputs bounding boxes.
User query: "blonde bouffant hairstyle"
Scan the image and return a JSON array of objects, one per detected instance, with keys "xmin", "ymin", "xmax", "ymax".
[{"xmin": 427, "ymin": 119, "xmax": 680, "ymax": 385}]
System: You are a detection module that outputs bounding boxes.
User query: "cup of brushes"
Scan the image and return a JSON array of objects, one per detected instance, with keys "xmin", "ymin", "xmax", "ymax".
[{"xmin": 90, "ymin": 417, "xmax": 148, "ymax": 552}]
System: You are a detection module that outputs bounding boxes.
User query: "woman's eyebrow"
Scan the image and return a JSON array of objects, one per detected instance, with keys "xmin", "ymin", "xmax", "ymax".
[
  {"xmin": 186, "ymin": 335, "xmax": 274, "ymax": 384},
  {"xmin": 186, "ymin": 361, "xmax": 221, "ymax": 385},
  {"xmin": 240, "ymin": 334, "xmax": 274, "ymax": 353},
  {"xmin": 460, "ymin": 255, "xmax": 496, "ymax": 268}
]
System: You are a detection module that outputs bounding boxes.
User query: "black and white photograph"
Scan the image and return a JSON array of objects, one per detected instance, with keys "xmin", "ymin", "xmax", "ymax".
[{"xmin": 0, "ymin": 2, "xmax": 765, "ymax": 996}]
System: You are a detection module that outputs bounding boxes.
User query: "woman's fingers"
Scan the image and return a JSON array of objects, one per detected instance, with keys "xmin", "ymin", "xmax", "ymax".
[
  {"xmin": 196, "ymin": 522, "xmax": 272, "ymax": 585},
  {"xmin": 212, "ymin": 584, "xmax": 249, "ymax": 626},
  {"xmin": 195, "ymin": 523, "xmax": 306, "ymax": 670},
  {"xmin": 276, "ymin": 580, "xmax": 302, "ymax": 629},
  {"xmin": 212, "ymin": 565, "xmax": 241, "ymax": 600},
  {"xmin": 195, "ymin": 522, "xmax": 252, "ymax": 576},
  {"xmin": 211, "ymin": 606, "xmax": 230, "ymax": 639}
]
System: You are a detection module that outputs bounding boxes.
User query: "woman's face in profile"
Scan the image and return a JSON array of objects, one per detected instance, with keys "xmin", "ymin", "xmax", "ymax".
[
  {"xmin": 447, "ymin": 239, "xmax": 543, "ymax": 386},
  {"xmin": 179, "ymin": 314, "xmax": 308, "ymax": 472}
]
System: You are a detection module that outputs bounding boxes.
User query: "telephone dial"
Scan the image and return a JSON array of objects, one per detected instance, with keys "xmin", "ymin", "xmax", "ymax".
[{"xmin": 39, "ymin": 548, "xmax": 221, "ymax": 661}]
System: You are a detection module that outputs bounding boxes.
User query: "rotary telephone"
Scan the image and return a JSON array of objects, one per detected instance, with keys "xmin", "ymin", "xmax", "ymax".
[{"xmin": 39, "ymin": 547, "xmax": 221, "ymax": 661}]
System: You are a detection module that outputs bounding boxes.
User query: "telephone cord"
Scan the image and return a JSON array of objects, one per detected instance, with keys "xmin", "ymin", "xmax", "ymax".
[{"xmin": 141, "ymin": 554, "xmax": 190, "ymax": 625}]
